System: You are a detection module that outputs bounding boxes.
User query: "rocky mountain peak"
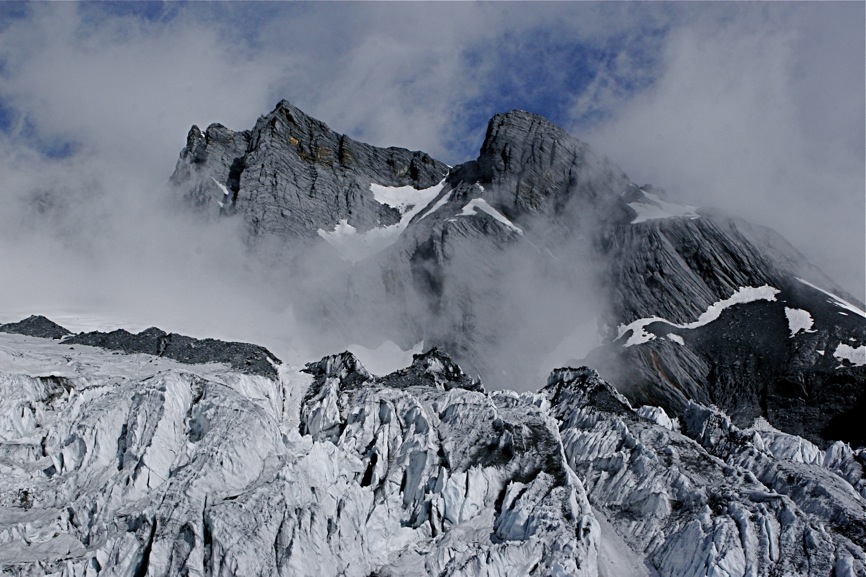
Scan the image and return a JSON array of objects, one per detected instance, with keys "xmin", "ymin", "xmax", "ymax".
[
  {"xmin": 446, "ymin": 108, "xmax": 631, "ymax": 227},
  {"xmin": 479, "ymin": 109, "xmax": 576, "ymax": 171},
  {"xmin": 168, "ymin": 100, "xmax": 866, "ymax": 450},
  {"xmin": 170, "ymin": 100, "xmax": 449, "ymax": 244},
  {"xmin": 303, "ymin": 350, "xmax": 371, "ymax": 383},
  {"xmin": 543, "ymin": 366, "xmax": 633, "ymax": 417}
]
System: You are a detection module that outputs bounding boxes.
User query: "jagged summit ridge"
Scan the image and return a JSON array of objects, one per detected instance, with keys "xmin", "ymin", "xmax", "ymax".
[
  {"xmin": 172, "ymin": 99, "xmax": 449, "ymax": 245},
  {"xmin": 446, "ymin": 108, "xmax": 631, "ymax": 229}
]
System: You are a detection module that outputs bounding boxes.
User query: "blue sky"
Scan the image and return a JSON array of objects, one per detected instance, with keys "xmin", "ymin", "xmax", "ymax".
[{"xmin": 0, "ymin": 1, "xmax": 863, "ymax": 320}]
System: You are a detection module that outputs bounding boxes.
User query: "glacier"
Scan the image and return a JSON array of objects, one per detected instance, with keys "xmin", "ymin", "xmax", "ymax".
[{"xmin": 1, "ymin": 328, "xmax": 863, "ymax": 576}]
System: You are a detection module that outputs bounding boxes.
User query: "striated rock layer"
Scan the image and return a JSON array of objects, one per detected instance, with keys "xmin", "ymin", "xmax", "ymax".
[{"xmin": 171, "ymin": 99, "xmax": 448, "ymax": 246}]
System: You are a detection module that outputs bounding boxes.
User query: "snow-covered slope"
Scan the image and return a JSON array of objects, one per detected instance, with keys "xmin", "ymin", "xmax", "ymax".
[{"xmin": 1, "ymin": 327, "xmax": 864, "ymax": 576}]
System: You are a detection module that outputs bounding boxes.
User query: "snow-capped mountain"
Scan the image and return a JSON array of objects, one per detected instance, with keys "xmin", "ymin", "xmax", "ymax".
[{"xmin": 171, "ymin": 102, "xmax": 866, "ymax": 449}]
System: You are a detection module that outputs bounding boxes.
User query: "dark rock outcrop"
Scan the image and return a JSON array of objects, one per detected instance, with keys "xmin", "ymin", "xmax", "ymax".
[
  {"xmin": 64, "ymin": 326, "xmax": 280, "ymax": 378},
  {"xmin": 0, "ymin": 315, "xmax": 72, "ymax": 340}
]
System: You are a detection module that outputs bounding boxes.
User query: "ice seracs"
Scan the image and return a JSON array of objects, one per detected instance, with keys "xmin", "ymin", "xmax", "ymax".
[{"xmin": 1, "ymin": 324, "xmax": 865, "ymax": 576}]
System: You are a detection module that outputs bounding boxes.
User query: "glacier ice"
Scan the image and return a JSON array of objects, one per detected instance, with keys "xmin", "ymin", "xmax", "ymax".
[{"xmin": 0, "ymin": 332, "xmax": 864, "ymax": 576}]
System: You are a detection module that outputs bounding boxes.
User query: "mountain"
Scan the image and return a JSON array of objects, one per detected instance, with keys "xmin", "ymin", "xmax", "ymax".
[
  {"xmin": 0, "ymin": 326, "xmax": 863, "ymax": 575},
  {"xmin": 171, "ymin": 102, "xmax": 866, "ymax": 449},
  {"xmin": 170, "ymin": 99, "xmax": 448, "ymax": 249}
]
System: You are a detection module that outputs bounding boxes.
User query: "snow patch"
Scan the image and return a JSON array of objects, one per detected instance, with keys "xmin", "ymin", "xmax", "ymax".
[
  {"xmin": 796, "ymin": 278, "xmax": 866, "ymax": 318},
  {"xmin": 617, "ymin": 286, "xmax": 780, "ymax": 347},
  {"xmin": 318, "ymin": 180, "xmax": 445, "ymax": 263},
  {"xmin": 833, "ymin": 343, "xmax": 866, "ymax": 367},
  {"xmin": 370, "ymin": 181, "xmax": 443, "ymax": 214},
  {"xmin": 211, "ymin": 177, "xmax": 230, "ymax": 208},
  {"xmin": 666, "ymin": 334, "xmax": 685, "ymax": 346},
  {"xmin": 418, "ymin": 190, "xmax": 452, "ymax": 221},
  {"xmin": 628, "ymin": 190, "xmax": 699, "ymax": 224},
  {"xmin": 784, "ymin": 307, "xmax": 815, "ymax": 337},
  {"xmin": 458, "ymin": 199, "xmax": 523, "ymax": 235}
]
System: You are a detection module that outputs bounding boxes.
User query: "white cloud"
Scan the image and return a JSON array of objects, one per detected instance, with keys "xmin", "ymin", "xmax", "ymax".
[
  {"xmin": 581, "ymin": 4, "xmax": 865, "ymax": 300},
  {"xmin": 0, "ymin": 4, "xmax": 285, "ymax": 182}
]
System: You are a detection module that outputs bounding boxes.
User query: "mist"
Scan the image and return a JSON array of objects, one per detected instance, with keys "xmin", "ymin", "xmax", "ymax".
[{"xmin": 580, "ymin": 3, "xmax": 865, "ymax": 301}]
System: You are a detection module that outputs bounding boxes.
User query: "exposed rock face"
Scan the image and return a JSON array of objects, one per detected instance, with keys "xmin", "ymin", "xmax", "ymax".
[
  {"xmin": 1, "ymin": 331, "xmax": 863, "ymax": 576},
  {"xmin": 332, "ymin": 111, "xmax": 632, "ymax": 386},
  {"xmin": 170, "ymin": 99, "xmax": 448, "ymax": 246},
  {"xmin": 586, "ymin": 235, "xmax": 866, "ymax": 447},
  {"xmin": 450, "ymin": 110, "xmax": 632, "ymax": 229}
]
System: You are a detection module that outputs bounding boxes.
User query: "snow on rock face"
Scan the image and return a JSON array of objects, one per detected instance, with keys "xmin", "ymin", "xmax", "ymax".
[
  {"xmin": 666, "ymin": 333, "xmax": 685, "ymax": 346},
  {"xmin": 797, "ymin": 278, "xmax": 866, "ymax": 319},
  {"xmin": 785, "ymin": 307, "xmax": 815, "ymax": 336},
  {"xmin": 834, "ymin": 343, "xmax": 866, "ymax": 367},
  {"xmin": 616, "ymin": 285, "xmax": 780, "ymax": 347},
  {"xmin": 370, "ymin": 180, "xmax": 445, "ymax": 215},
  {"xmin": 318, "ymin": 180, "xmax": 446, "ymax": 262},
  {"xmin": 457, "ymin": 198, "xmax": 524, "ymax": 235},
  {"xmin": 627, "ymin": 189, "xmax": 699, "ymax": 224}
]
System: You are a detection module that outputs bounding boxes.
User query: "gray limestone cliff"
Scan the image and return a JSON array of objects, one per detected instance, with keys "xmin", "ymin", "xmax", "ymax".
[{"xmin": 170, "ymin": 99, "xmax": 448, "ymax": 246}]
